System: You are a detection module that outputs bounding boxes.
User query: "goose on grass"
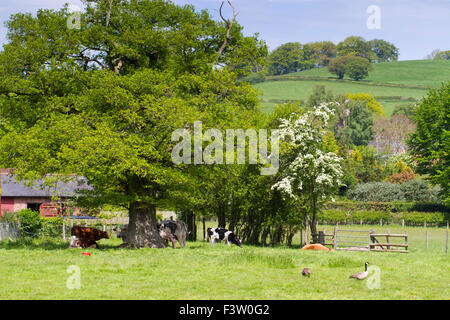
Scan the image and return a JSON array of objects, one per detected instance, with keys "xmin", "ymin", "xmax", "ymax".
[{"xmin": 349, "ymin": 262, "xmax": 369, "ymax": 280}]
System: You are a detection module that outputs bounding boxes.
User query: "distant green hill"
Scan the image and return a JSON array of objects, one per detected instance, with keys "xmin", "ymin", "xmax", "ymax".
[{"xmin": 254, "ymin": 60, "xmax": 450, "ymax": 115}]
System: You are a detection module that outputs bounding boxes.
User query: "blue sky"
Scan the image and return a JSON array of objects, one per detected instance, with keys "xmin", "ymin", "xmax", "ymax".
[{"xmin": 0, "ymin": 0, "xmax": 449, "ymax": 60}]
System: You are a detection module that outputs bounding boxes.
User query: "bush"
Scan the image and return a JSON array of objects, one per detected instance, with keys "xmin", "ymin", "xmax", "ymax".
[
  {"xmin": 319, "ymin": 209, "xmax": 446, "ymax": 226},
  {"xmin": 0, "ymin": 211, "xmax": 20, "ymax": 224},
  {"xmin": 324, "ymin": 200, "xmax": 449, "ymax": 214},
  {"xmin": 347, "ymin": 179, "xmax": 442, "ymax": 203},
  {"xmin": 16, "ymin": 209, "xmax": 42, "ymax": 238},
  {"xmin": 400, "ymin": 179, "xmax": 441, "ymax": 202},
  {"xmin": 395, "ymin": 212, "xmax": 446, "ymax": 226},
  {"xmin": 40, "ymin": 216, "xmax": 64, "ymax": 237},
  {"xmin": 347, "ymin": 181, "xmax": 405, "ymax": 202},
  {"xmin": 318, "ymin": 210, "xmax": 392, "ymax": 225}
]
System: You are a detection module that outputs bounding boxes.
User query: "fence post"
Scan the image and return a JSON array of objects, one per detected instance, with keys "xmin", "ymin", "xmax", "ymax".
[
  {"xmin": 333, "ymin": 226, "xmax": 338, "ymax": 251},
  {"xmin": 402, "ymin": 219, "xmax": 405, "ymax": 228},
  {"xmin": 386, "ymin": 229, "xmax": 391, "ymax": 250},
  {"xmin": 380, "ymin": 218, "xmax": 382, "ymax": 226},
  {"xmin": 63, "ymin": 222, "xmax": 66, "ymax": 241},
  {"xmin": 446, "ymin": 221, "xmax": 448, "ymax": 254}
]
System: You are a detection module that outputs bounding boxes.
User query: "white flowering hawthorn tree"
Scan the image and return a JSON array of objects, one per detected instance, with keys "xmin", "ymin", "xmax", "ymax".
[{"xmin": 272, "ymin": 103, "xmax": 344, "ymax": 237}]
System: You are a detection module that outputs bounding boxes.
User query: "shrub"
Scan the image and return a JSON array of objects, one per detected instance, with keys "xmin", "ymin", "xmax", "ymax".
[
  {"xmin": 347, "ymin": 181, "xmax": 405, "ymax": 202},
  {"xmin": 319, "ymin": 209, "xmax": 446, "ymax": 226},
  {"xmin": 0, "ymin": 211, "xmax": 20, "ymax": 224},
  {"xmin": 387, "ymin": 167, "xmax": 415, "ymax": 184},
  {"xmin": 400, "ymin": 179, "xmax": 440, "ymax": 202},
  {"xmin": 16, "ymin": 209, "xmax": 42, "ymax": 238},
  {"xmin": 395, "ymin": 212, "xmax": 446, "ymax": 226},
  {"xmin": 40, "ymin": 216, "xmax": 64, "ymax": 237},
  {"xmin": 347, "ymin": 179, "xmax": 442, "ymax": 203}
]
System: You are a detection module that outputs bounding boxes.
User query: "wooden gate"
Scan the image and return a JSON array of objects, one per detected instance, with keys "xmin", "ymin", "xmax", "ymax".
[{"xmin": 335, "ymin": 229, "xmax": 371, "ymax": 251}]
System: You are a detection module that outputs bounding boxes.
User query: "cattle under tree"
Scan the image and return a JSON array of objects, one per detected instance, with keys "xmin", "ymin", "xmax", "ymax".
[{"xmin": 71, "ymin": 226, "xmax": 109, "ymax": 248}]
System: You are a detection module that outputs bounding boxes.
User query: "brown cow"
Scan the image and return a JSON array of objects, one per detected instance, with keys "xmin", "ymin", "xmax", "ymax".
[{"xmin": 71, "ymin": 226, "xmax": 109, "ymax": 248}]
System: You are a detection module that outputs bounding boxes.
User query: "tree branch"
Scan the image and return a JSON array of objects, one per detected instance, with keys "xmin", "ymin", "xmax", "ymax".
[{"xmin": 215, "ymin": 1, "xmax": 239, "ymax": 63}]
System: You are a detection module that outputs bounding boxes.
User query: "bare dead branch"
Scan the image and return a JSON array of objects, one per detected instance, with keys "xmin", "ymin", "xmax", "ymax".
[{"xmin": 215, "ymin": 1, "xmax": 240, "ymax": 63}]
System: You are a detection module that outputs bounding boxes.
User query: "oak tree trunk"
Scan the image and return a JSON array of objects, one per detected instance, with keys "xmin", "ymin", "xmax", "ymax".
[{"xmin": 125, "ymin": 202, "xmax": 166, "ymax": 248}]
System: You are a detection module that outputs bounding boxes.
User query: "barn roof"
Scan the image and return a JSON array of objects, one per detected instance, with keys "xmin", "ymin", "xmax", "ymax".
[{"xmin": 1, "ymin": 174, "xmax": 90, "ymax": 198}]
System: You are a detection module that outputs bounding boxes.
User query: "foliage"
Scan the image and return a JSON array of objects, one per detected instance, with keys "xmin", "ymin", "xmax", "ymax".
[
  {"xmin": 368, "ymin": 39, "xmax": 399, "ymax": 62},
  {"xmin": 307, "ymin": 41, "xmax": 337, "ymax": 66},
  {"xmin": 343, "ymin": 56, "xmax": 373, "ymax": 81},
  {"xmin": 346, "ymin": 93, "xmax": 384, "ymax": 116},
  {"xmin": 327, "ymin": 55, "xmax": 347, "ymax": 79},
  {"xmin": 324, "ymin": 200, "xmax": 449, "ymax": 214},
  {"xmin": 318, "ymin": 209, "xmax": 446, "ymax": 226},
  {"xmin": 387, "ymin": 167, "xmax": 415, "ymax": 184},
  {"xmin": 272, "ymin": 103, "xmax": 344, "ymax": 235},
  {"xmin": 333, "ymin": 99, "xmax": 374, "ymax": 147},
  {"xmin": 0, "ymin": 0, "xmax": 268, "ymax": 248},
  {"xmin": 336, "ymin": 36, "xmax": 374, "ymax": 61},
  {"xmin": 327, "ymin": 55, "xmax": 372, "ymax": 81},
  {"xmin": 16, "ymin": 209, "xmax": 42, "ymax": 238},
  {"xmin": 347, "ymin": 180, "xmax": 442, "ymax": 203},
  {"xmin": 40, "ymin": 216, "xmax": 64, "ymax": 237},
  {"xmin": 267, "ymin": 42, "xmax": 314, "ymax": 75},
  {"xmin": 408, "ymin": 82, "xmax": 450, "ymax": 206},
  {"xmin": 0, "ymin": 211, "xmax": 20, "ymax": 224},
  {"xmin": 433, "ymin": 50, "xmax": 450, "ymax": 60},
  {"xmin": 306, "ymin": 85, "xmax": 334, "ymax": 107},
  {"xmin": 391, "ymin": 103, "xmax": 417, "ymax": 120}
]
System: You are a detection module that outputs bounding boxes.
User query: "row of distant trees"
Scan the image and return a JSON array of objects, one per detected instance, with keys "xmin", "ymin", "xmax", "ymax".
[
  {"xmin": 267, "ymin": 36, "xmax": 399, "ymax": 76},
  {"xmin": 425, "ymin": 49, "xmax": 450, "ymax": 60}
]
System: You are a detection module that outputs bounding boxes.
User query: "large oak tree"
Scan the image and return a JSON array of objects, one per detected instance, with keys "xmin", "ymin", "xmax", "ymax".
[{"xmin": 0, "ymin": 0, "xmax": 267, "ymax": 248}]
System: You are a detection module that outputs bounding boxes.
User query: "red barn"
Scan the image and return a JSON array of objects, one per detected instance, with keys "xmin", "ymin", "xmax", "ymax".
[{"xmin": 0, "ymin": 169, "xmax": 90, "ymax": 218}]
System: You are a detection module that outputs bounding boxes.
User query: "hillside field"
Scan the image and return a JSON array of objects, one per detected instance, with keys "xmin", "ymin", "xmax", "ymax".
[
  {"xmin": 254, "ymin": 60, "xmax": 450, "ymax": 115},
  {"xmin": 0, "ymin": 224, "xmax": 448, "ymax": 300}
]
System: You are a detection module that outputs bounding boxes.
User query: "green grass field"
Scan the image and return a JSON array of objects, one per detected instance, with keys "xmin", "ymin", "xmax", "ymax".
[
  {"xmin": 0, "ymin": 224, "xmax": 448, "ymax": 300},
  {"xmin": 254, "ymin": 60, "xmax": 450, "ymax": 115}
]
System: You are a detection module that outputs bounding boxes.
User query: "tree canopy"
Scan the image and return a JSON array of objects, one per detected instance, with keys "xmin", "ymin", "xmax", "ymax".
[
  {"xmin": 408, "ymin": 82, "xmax": 450, "ymax": 206},
  {"xmin": 0, "ymin": 0, "xmax": 267, "ymax": 248}
]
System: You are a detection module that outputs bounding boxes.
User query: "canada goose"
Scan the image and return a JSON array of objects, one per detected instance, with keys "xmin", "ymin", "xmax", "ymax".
[
  {"xmin": 349, "ymin": 262, "xmax": 369, "ymax": 280},
  {"xmin": 302, "ymin": 268, "xmax": 311, "ymax": 277}
]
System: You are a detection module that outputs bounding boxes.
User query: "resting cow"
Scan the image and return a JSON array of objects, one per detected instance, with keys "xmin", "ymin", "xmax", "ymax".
[
  {"xmin": 71, "ymin": 226, "xmax": 109, "ymax": 248},
  {"xmin": 68, "ymin": 235, "xmax": 81, "ymax": 248},
  {"xmin": 207, "ymin": 227, "xmax": 242, "ymax": 247}
]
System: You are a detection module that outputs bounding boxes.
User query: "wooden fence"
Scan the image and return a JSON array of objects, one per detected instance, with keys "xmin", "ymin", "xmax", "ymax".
[{"xmin": 312, "ymin": 227, "xmax": 409, "ymax": 253}]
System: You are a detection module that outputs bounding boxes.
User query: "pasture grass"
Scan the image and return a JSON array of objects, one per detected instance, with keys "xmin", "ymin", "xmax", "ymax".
[
  {"xmin": 254, "ymin": 60, "xmax": 450, "ymax": 115},
  {"xmin": 286, "ymin": 60, "xmax": 450, "ymax": 88},
  {"xmin": 0, "ymin": 224, "xmax": 448, "ymax": 300},
  {"xmin": 253, "ymin": 80, "xmax": 428, "ymax": 116}
]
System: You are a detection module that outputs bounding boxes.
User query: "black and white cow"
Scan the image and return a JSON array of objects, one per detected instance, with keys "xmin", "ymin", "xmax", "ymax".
[{"xmin": 207, "ymin": 227, "xmax": 242, "ymax": 247}]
